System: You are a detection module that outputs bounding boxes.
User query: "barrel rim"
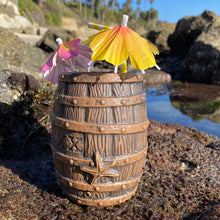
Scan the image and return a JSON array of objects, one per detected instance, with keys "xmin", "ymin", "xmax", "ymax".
[{"xmin": 58, "ymin": 72, "xmax": 143, "ymax": 84}]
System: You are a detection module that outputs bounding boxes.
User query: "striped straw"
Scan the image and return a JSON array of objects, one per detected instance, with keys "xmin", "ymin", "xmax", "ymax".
[{"xmin": 88, "ymin": 22, "xmax": 113, "ymax": 30}]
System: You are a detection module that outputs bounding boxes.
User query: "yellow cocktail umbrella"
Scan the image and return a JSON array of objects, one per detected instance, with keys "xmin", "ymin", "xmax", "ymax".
[{"xmin": 85, "ymin": 15, "xmax": 159, "ymax": 74}]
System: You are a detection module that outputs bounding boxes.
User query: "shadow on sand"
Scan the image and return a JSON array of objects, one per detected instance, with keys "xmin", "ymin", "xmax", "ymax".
[{"xmin": 0, "ymin": 91, "xmax": 61, "ymax": 196}]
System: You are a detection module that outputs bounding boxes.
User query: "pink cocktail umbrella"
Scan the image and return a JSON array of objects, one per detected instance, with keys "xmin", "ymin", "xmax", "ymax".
[{"xmin": 41, "ymin": 38, "xmax": 93, "ymax": 84}]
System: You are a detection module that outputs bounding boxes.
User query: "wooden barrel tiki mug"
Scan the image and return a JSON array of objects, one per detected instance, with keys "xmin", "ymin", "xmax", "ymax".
[{"xmin": 51, "ymin": 72, "xmax": 149, "ymax": 207}]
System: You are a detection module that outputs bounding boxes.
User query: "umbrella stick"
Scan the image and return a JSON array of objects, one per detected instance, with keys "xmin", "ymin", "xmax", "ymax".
[
  {"xmin": 121, "ymin": 15, "xmax": 129, "ymax": 27},
  {"xmin": 88, "ymin": 22, "xmax": 113, "ymax": 30},
  {"xmin": 155, "ymin": 64, "xmax": 161, "ymax": 70},
  {"xmin": 114, "ymin": 65, "xmax": 118, "ymax": 73},
  {"xmin": 56, "ymin": 38, "xmax": 63, "ymax": 45},
  {"xmin": 141, "ymin": 70, "xmax": 145, "ymax": 74}
]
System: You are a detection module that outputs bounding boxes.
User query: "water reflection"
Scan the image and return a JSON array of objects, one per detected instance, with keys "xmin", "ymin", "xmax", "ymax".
[{"xmin": 145, "ymin": 83, "xmax": 220, "ymax": 137}]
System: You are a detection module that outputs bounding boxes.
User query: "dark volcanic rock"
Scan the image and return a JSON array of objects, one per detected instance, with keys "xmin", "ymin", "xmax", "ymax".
[
  {"xmin": 0, "ymin": 69, "xmax": 40, "ymax": 113},
  {"xmin": 36, "ymin": 28, "xmax": 78, "ymax": 52},
  {"xmin": 159, "ymin": 54, "xmax": 183, "ymax": 78},
  {"xmin": 142, "ymin": 22, "xmax": 176, "ymax": 53},
  {"xmin": 179, "ymin": 16, "xmax": 220, "ymax": 85},
  {"xmin": 168, "ymin": 10, "xmax": 216, "ymax": 57},
  {"xmin": 163, "ymin": 10, "xmax": 220, "ymax": 85},
  {"xmin": 8, "ymin": 71, "xmax": 40, "ymax": 92}
]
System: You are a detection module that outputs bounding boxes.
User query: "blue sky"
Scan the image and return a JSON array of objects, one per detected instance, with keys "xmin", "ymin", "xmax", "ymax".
[{"xmin": 120, "ymin": 0, "xmax": 220, "ymax": 23}]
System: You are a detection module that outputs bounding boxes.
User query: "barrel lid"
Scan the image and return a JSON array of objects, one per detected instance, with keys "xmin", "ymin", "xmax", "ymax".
[{"xmin": 58, "ymin": 72, "xmax": 143, "ymax": 83}]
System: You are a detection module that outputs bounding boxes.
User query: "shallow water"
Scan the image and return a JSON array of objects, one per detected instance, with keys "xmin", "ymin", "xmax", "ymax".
[{"xmin": 145, "ymin": 84, "xmax": 220, "ymax": 137}]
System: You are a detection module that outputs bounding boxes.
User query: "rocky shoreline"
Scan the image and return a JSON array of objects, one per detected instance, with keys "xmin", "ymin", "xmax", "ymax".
[
  {"xmin": 0, "ymin": 2, "xmax": 219, "ymax": 219},
  {"xmin": 0, "ymin": 71, "xmax": 219, "ymax": 219},
  {"xmin": 0, "ymin": 118, "xmax": 219, "ymax": 219}
]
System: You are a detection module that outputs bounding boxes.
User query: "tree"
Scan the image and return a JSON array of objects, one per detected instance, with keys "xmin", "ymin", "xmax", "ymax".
[
  {"xmin": 97, "ymin": 0, "xmax": 102, "ymax": 21},
  {"xmin": 90, "ymin": 0, "xmax": 96, "ymax": 18},
  {"xmin": 90, "ymin": 0, "xmax": 95, "ymax": 18},
  {"xmin": 110, "ymin": 0, "xmax": 116, "ymax": 12},
  {"xmin": 136, "ymin": 0, "xmax": 141, "ymax": 17},
  {"xmin": 144, "ymin": 0, "xmax": 154, "ymax": 5},
  {"xmin": 143, "ymin": 0, "xmax": 154, "ymax": 11},
  {"xmin": 79, "ymin": 0, "xmax": 82, "ymax": 15},
  {"xmin": 84, "ymin": 0, "xmax": 87, "ymax": 20},
  {"xmin": 142, "ymin": 0, "xmax": 155, "ymax": 21},
  {"xmin": 140, "ymin": 7, "xmax": 158, "ymax": 21},
  {"xmin": 122, "ymin": 0, "xmax": 133, "ymax": 16},
  {"xmin": 137, "ymin": 0, "xmax": 141, "ymax": 5},
  {"xmin": 101, "ymin": 0, "xmax": 108, "ymax": 22}
]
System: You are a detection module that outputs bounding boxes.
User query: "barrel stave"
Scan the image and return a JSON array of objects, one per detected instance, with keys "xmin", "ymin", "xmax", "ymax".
[{"xmin": 51, "ymin": 73, "xmax": 149, "ymax": 206}]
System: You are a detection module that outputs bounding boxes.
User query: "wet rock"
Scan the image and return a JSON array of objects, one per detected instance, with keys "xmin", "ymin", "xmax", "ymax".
[
  {"xmin": 36, "ymin": 28, "xmax": 78, "ymax": 52},
  {"xmin": 168, "ymin": 10, "xmax": 216, "ymax": 57},
  {"xmin": 179, "ymin": 16, "xmax": 220, "ymax": 85},
  {"xmin": 143, "ymin": 69, "xmax": 171, "ymax": 85},
  {"xmin": 0, "ymin": 27, "xmax": 48, "ymax": 80},
  {"xmin": 170, "ymin": 83, "xmax": 220, "ymax": 102},
  {"xmin": 171, "ymin": 98, "xmax": 220, "ymax": 123},
  {"xmin": 170, "ymin": 83, "xmax": 220, "ymax": 123}
]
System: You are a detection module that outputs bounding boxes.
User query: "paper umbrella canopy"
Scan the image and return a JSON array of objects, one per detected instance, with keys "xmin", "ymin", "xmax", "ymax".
[
  {"xmin": 85, "ymin": 15, "xmax": 160, "ymax": 74},
  {"xmin": 41, "ymin": 38, "xmax": 93, "ymax": 84}
]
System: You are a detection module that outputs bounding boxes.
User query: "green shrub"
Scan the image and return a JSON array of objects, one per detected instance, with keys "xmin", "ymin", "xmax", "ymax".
[
  {"xmin": 45, "ymin": 13, "xmax": 53, "ymax": 25},
  {"xmin": 63, "ymin": 11, "xmax": 71, "ymax": 17},
  {"xmin": 18, "ymin": 0, "xmax": 37, "ymax": 15},
  {"xmin": 45, "ymin": 13, "xmax": 61, "ymax": 26},
  {"xmin": 44, "ymin": 1, "xmax": 62, "ymax": 26},
  {"xmin": 52, "ymin": 13, "xmax": 61, "ymax": 26}
]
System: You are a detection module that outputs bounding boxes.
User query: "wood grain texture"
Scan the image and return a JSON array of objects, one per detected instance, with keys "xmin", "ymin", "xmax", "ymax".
[{"xmin": 51, "ymin": 72, "xmax": 149, "ymax": 207}]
